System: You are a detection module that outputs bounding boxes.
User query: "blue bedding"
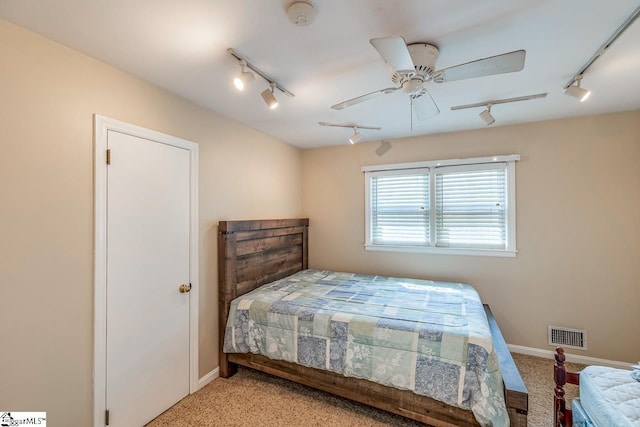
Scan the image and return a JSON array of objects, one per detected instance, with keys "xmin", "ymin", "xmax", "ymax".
[
  {"xmin": 223, "ymin": 269, "xmax": 509, "ymax": 426},
  {"xmin": 579, "ymin": 366, "xmax": 640, "ymax": 426}
]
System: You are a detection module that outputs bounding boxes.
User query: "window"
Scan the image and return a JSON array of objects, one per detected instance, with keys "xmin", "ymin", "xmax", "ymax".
[
  {"xmin": 363, "ymin": 155, "xmax": 518, "ymax": 257},
  {"xmin": 371, "ymin": 169, "xmax": 429, "ymax": 246}
]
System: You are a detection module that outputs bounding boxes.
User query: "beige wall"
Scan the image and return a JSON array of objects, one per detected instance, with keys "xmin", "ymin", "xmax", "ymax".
[
  {"xmin": 0, "ymin": 20, "xmax": 301, "ymax": 425},
  {"xmin": 302, "ymin": 110, "xmax": 640, "ymax": 364}
]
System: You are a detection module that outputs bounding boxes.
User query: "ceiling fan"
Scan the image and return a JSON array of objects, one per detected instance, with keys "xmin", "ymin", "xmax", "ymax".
[{"xmin": 331, "ymin": 36, "xmax": 526, "ymax": 120}]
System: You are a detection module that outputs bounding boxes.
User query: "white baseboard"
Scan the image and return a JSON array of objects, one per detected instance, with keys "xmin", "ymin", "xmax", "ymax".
[
  {"xmin": 508, "ymin": 344, "xmax": 632, "ymax": 370},
  {"xmin": 198, "ymin": 368, "xmax": 219, "ymax": 390}
]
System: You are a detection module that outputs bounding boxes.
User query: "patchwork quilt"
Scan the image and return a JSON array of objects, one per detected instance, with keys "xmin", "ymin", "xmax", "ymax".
[{"xmin": 223, "ymin": 269, "xmax": 508, "ymax": 426}]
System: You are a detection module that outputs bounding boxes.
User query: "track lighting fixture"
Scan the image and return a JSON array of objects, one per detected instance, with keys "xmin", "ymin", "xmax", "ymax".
[
  {"xmin": 562, "ymin": 6, "xmax": 639, "ymax": 102},
  {"xmin": 233, "ymin": 60, "xmax": 255, "ymax": 91},
  {"xmin": 564, "ymin": 75, "xmax": 591, "ymax": 102},
  {"xmin": 479, "ymin": 104, "xmax": 495, "ymax": 126},
  {"xmin": 261, "ymin": 82, "xmax": 278, "ymax": 109},
  {"xmin": 375, "ymin": 140, "xmax": 392, "ymax": 157},
  {"xmin": 451, "ymin": 93, "xmax": 547, "ymax": 127},
  {"xmin": 318, "ymin": 122, "xmax": 381, "ymax": 144},
  {"xmin": 227, "ymin": 48, "xmax": 294, "ymax": 110},
  {"xmin": 349, "ymin": 128, "xmax": 362, "ymax": 144}
]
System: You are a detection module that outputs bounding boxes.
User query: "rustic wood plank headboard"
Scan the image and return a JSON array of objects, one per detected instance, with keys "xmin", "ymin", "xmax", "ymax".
[{"xmin": 218, "ymin": 218, "xmax": 309, "ymax": 377}]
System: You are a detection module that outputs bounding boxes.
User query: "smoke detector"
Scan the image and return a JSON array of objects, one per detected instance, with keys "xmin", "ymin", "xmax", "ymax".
[{"xmin": 287, "ymin": 1, "xmax": 315, "ymax": 26}]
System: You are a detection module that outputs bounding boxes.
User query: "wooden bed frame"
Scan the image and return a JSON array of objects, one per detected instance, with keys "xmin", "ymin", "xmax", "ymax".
[
  {"xmin": 218, "ymin": 218, "xmax": 528, "ymax": 426},
  {"xmin": 554, "ymin": 347, "xmax": 581, "ymax": 426}
]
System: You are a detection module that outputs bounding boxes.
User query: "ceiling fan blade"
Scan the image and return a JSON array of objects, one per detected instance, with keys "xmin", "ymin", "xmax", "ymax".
[
  {"xmin": 331, "ymin": 87, "xmax": 401, "ymax": 110},
  {"xmin": 433, "ymin": 50, "xmax": 526, "ymax": 83},
  {"xmin": 370, "ymin": 37, "xmax": 415, "ymax": 75},
  {"xmin": 412, "ymin": 90, "xmax": 440, "ymax": 120}
]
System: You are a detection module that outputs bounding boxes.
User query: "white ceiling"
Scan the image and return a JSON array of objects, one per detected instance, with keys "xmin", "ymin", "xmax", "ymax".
[{"xmin": 1, "ymin": 0, "xmax": 639, "ymax": 148}]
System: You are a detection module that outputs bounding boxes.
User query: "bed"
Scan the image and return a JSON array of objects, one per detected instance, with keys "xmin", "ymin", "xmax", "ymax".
[
  {"xmin": 554, "ymin": 347, "xmax": 640, "ymax": 426},
  {"xmin": 218, "ymin": 218, "xmax": 528, "ymax": 426}
]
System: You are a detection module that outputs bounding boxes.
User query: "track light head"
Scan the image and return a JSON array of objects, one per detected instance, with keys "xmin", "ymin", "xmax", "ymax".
[
  {"xmin": 375, "ymin": 140, "xmax": 392, "ymax": 156},
  {"xmin": 479, "ymin": 104, "xmax": 495, "ymax": 126},
  {"xmin": 565, "ymin": 85, "xmax": 591, "ymax": 102},
  {"xmin": 349, "ymin": 127, "xmax": 362, "ymax": 144},
  {"xmin": 565, "ymin": 76, "xmax": 591, "ymax": 102},
  {"xmin": 234, "ymin": 72, "xmax": 255, "ymax": 91},
  {"xmin": 261, "ymin": 82, "xmax": 278, "ymax": 109},
  {"xmin": 233, "ymin": 60, "xmax": 255, "ymax": 91},
  {"xmin": 318, "ymin": 122, "xmax": 381, "ymax": 143}
]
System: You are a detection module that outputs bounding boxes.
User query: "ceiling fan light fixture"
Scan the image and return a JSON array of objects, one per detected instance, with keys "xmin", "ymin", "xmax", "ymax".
[
  {"xmin": 479, "ymin": 104, "xmax": 495, "ymax": 126},
  {"xmin": 564, "ymin": 76, "xmax": 591, "ymax": 102},
  {"xmin": 261, "ymin": 82, "xmax": 278, "ymax": 109},
  {"xmin": 402, "ymin": 78, "xmax": 424, "ymax": 95},
  {"xmin": 233, "ymin": 60, "xmax": 255, "ymax": 91},
  {"xmin": 349, "ymin": 128, "xmax": 362, "ymax": 144}
]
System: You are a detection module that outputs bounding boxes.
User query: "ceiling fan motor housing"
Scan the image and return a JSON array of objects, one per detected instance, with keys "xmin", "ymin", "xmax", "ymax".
[
  {"xmin": 392, "ymin": 43, "xmax": 439, "ymax": 92},
  {"xmin": 408, "ymin": 43, "xmax": 439, "ymax": 77}
]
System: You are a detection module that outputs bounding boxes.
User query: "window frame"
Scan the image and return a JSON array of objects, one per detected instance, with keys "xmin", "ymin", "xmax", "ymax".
[{"xmin": 363, "ymin": 155, "xmax": 519, "ymax": 257}]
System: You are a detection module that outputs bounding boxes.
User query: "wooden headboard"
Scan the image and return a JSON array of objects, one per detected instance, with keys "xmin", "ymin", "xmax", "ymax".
[{"xmin": 218, "ymin": 218, "xmax": 309, "ymax": 376}]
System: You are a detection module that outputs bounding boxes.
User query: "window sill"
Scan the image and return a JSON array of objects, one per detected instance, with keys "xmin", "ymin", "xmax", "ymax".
[{"xmin": 364, "ymin": 244, "xmax": 517, "ymax": 258}]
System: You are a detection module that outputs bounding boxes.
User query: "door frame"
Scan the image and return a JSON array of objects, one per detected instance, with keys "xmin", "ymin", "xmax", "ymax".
[{"xmin": 93, "ymin": 115, "xmax": 199, "ymax": 427}]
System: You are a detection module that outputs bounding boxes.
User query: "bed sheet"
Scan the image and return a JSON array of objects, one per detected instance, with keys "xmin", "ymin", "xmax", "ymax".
[{"xmin": 223, "ymin": 269, "xmax": 508, "ymax": 426}]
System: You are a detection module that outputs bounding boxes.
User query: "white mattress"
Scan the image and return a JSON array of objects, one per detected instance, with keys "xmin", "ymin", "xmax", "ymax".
[{"xmin": 580, "ymin": 365, "xmax": 640, "ymax": 427}]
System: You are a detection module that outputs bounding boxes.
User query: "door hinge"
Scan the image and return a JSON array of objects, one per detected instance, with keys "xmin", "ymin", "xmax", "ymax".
[
  {"xmin": 105, "ymin": 409, "xmax": 110, "ymax": 425},
  {"xmin": 106, "ymin": 149, "xmax": 111, "ymax": 165}
]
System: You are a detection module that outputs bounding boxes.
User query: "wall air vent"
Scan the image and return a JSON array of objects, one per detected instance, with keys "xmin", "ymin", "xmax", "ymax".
[{"xmin": 548, "ymin": 325, "xmax": 587, "ymax": 350}]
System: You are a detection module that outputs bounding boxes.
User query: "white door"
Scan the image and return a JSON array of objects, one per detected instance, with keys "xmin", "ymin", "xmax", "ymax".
[{"xmin": 105, "ymin": 130, "xmax": 191, "ymax": 426}]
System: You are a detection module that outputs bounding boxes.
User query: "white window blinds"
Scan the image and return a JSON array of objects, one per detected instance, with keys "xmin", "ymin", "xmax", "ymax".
[
  {"xmin": 370, "ymin": 170, "xmax": 429, "ymax": 246},
  {"xmin": 364, "ymin": 155, "xmax": 517, "ymax": 257},
  {"xmin": 435, "ymin": 164, "xmax": 507, "ymax": 249}
]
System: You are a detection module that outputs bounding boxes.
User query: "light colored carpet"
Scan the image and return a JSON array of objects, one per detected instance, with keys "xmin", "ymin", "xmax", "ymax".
[{"xmin": 148, "ymin": 353, "xmax": 586, "ymax": 426}]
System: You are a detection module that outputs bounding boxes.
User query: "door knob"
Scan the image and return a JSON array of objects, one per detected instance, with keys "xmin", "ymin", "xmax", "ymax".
[{"xmin": 179, "ymin": 284, "xmax": 192, "ymax": 293}]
